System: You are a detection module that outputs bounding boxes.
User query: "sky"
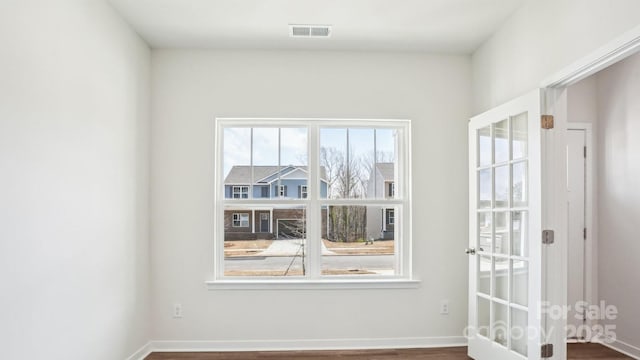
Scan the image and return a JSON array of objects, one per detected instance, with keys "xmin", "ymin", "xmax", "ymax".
[{"xmin": 223, "ymin": 127, "xmax": 396, "ymax": 178}]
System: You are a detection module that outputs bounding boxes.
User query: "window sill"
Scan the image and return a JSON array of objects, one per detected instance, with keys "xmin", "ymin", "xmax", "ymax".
[{"xmin": 205, "ymin": 278, "xmax": 421, "ymax": 290}]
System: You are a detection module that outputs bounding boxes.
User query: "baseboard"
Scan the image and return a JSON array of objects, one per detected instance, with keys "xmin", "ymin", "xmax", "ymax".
[
  {"xmin": 594, "ymin": 337, "xmax": 640, "ymax": 359},
  {"xmin": 126, "ymin": 342, "xmax": 153, "ymax": 360},
  {"xmin": 149, "ymin": 336, "xmax": 467, "ymax": 353}
]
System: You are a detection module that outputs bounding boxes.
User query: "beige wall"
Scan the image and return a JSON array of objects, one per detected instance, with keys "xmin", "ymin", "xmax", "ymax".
[
  {"xmin": 150, "ymin": 49, "xmax": 471, "ymax": 343},
  {"xmin": 472, "ymin": 0, "xmax": 640, "ymax": 114},
  {"xmin": 0, "ymin": 0, "xmax": 150, "ymax": 358}
]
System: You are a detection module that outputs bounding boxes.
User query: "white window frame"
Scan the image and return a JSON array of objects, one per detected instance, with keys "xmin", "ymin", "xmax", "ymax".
[
  {"xmin": 210, "ymin": 118, "xmax": 417, "ymax": 289},
  {"xmin": 232, "ymin": 213, "xmax": 249, "ymax": 227},
  {"xmin": 278, "ymin": 185, "xmax": 286, "ymax": 198},
  {"xmin": 232, "ymin": 185, "xmax": 249, "ymax": 199},
  {"xmin": 301, "ymin": 185, "xmax": 308, "ymax": 199}
]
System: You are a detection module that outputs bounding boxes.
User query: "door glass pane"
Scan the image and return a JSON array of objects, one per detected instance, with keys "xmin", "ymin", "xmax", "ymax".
[
  {"xmin": 478, "ymin": 255, "xmax": 491, "ymax": 295},
  {"xmin": 494, "ymin": 257, "xmax": 509, "ymax": 300},
  {"xmin": 511, "ymin": 112, "xmax": 528, "ymax": 160},
  {"xmin": 493, "ymin": 302, "xmax": 509, "ymax": 347},
  {"xmin": 494, "ymin": 212, "xmax": 509, "ymax": 254},
  {"xmin": 512, "ymin": 260, "xmax": 529, "ymax": 306},
  {"xmin": 512, "ymin": 211, "xmax": 528, "ymax": 257},
  {"xmin": 495, "ymin": 165, "xmax": 509, "ymax": 208},
  {"xmin": 478, "ymin": 212, "xmax": 492, "ymax": 252},
  {"xmin": 494, "ymin": 119, "xmax": 509, "ymax": 164},
  {"xmin": 512, "ymin": 161, "xmax": 528, "ymax": 207},
  {"xmin": 478, "ymin": 169, "xmax": 492, "ymax": 209},
  {"xmin": 478, "ymin": 296, "xmax": 490, "ymax": 338},
  {"xmin": 478, "ymin": 126, "xmax": 492, "ymax": 167},
  {"xmin": 511, "ymin": 308, "xmax": 528, "ymax": 356}
]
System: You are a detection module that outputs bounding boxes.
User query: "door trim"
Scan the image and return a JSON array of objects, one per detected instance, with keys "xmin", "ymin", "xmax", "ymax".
[{"xmin": 567, "ymin": 123, "xmax": 596, "ymax": 340}]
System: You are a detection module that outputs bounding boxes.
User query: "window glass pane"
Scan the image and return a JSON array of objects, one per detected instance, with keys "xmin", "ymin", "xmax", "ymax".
[
  {"xmin": 494, "ymin": 257, "xmax": 509, "ymax": 301},
  {"xmin": 511, "ymin": 211, "xmax": 528, "ymax": 257},
  {"xmin": 478, "ymin": 255, "xmax": 491, "ymax": 295},
  {"xmin": 494, "ymin": 119, "xmax": 509, "ymax": 164},
  {"xmin": 512, "ymin": 161, "xmax": 528, "ymax": 207},
  {"xmin": 478, "ymin": 212, "xmax": 492, "ymax": 253},
  {"xmin": 478, "ymin": 296, "xmax": 490, "ymax": 338},
  {"xmin": 375, "ymin": 129, "xmax": 397, "ymax": 199},
  {"xmin": 320, "ymin": 128, "xmax": 396, "ymax": 200},
  {"xmin": 322, "ymin": 205, "xmax": 395, "ymax": 275},
  {"xmin": 224, "ymin": 205, "xmax": 307, "ymax": 276},
  {"xmin": 278, "ymin": 128, "xmax": 308, "ymax": 199},
  {"xmin": 320, "ymin": 128, "xmax": 346, "ymax": 199},
  {"xmin": 478, "ymin": 169, "xmax": 491, "ymax": 209},
  {"xmin": 512, "ymin": 260, "xmax": 528, "ymax": 306},
  {"xmin": 494, "ymin": 212, "xmax": 509, "ymax": 254},
  {"xmin": 224, "ymin": 128, "xmax": 251, "ymax": 199},
  {"xmin": 495, "ymin": 165, "xmax": 509, "ymax": 208},
  {"xmin": 511, "ymin": 307, "xmax": 528, "ymax": 356},
  {"xmin": 511, "ymin": 112, "xmax": 528, "ymax": 160},
  {"xmin": 493, "ymin": 302, "xmax": 508, "ymax": 347},
  {"xmin": 478, "ymin": 126, "xmax": 492, "ymax": 167}
]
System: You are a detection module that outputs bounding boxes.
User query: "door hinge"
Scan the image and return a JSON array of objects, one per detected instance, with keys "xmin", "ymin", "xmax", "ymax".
[
  {"xmin": 541, "ymin": 343, "xmax": 554, "ymax": 358},
  {"xmin": 541, "ymin": 115, "xmax": 554, "ymax": 129},
  {"xmin": 542, "ymin": 230, "xmax": 555, "ymax": 245}
]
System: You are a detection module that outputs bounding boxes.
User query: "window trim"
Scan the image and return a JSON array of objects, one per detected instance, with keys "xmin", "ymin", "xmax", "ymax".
[
  {"xmin": 387, "ymin": 208, "xmax": 395, "ymax": 225},
  {"xmin": 213, "ymin": 118, "xmax": 414, "ymax": 286}
]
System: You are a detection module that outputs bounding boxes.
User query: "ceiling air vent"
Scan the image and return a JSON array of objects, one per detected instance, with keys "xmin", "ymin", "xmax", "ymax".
[{"xmin": 289, "ymin": 24, "xmax": 332, "ymax": 38}]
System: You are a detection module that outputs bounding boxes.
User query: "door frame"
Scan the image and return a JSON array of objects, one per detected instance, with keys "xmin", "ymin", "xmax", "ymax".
[
  {"xmin": 566, "ymin": 123, "xmax": 596, "ymax": 342},
  {"xmin": 539, "ymin": 24, "xmax": 640, "ymax": 360}
]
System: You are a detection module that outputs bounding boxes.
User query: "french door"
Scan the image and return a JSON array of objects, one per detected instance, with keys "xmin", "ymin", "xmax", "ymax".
[{"xmin": 468, "ymin": 90, "xmax": 543, "ymax": 360}]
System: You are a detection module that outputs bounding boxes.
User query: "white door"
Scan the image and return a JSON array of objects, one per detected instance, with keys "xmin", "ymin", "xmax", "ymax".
[
  {"xmin": 468, "ymin": 90, "xmax": 543, "ymax": 360},
  {"xmin": 566, "ymin": 129, "xmax": 586, "ymax": 339}
]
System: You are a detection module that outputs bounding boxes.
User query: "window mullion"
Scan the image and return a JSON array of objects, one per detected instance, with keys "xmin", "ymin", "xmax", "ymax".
[{"xmin": 307, "ymin": 125, "xmax": 321, "ymax": 279}]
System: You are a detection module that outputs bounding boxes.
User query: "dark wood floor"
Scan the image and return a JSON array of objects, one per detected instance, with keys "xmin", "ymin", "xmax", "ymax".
[{"xmin": 145, "ymin": 343, "xmax": 630, "ymax": 359}]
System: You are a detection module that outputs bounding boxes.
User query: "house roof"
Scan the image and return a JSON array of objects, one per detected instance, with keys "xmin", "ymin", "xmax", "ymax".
[
  {"xmin": 224, "ymin": 165, "xmax": 327, "ymax": 184},
  {"xmin": 376, "ymin": 163, "xmax": 394, "ymax": 181}
]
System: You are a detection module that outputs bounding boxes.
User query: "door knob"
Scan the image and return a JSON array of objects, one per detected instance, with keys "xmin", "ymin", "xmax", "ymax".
[{"xmin": 465, "ymin": 247, "xmax": 476, "ymax": 255}]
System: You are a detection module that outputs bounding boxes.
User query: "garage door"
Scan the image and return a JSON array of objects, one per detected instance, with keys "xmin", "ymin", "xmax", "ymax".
[{"xmin": 277, "ymin": 219, "xmax": 305, "ymax": 239}]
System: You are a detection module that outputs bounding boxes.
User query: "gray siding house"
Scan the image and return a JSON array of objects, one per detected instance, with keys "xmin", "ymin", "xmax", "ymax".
[{"xmin": 224, "ymin": 165, "xmax": 328, "ymax": 240}]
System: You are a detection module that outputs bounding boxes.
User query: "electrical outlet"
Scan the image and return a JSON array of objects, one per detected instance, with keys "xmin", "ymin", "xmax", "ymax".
[
  {"xmin": 440, "ymin": 300, "xmax": 449, "ymax": 315},
  {"xmin": 173, "ymin": 303, "xmax": 183, "ymax": 318}
]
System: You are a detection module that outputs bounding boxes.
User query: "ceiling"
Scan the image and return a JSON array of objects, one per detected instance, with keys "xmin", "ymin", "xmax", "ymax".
[{"xmin": 109, "ymin": 0, "xmax": 525, "ymax": 54}]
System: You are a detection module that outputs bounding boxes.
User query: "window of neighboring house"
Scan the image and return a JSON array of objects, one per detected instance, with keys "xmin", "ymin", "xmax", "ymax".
[
  {"xmin": 232, "ymin": 213, "xmax": 249, "ymax": 227},
  {"xmin": 386, "ymin": 208, "xmax": 395, "ymax": 225},
  {"xmin": 232, "ymin": 185, "xmax": 249, "ymax": 199},
  {"xmin": 260, "ymin": 186, "xmax": 269, "ymax": 198},
  {"xmin": 214, "ymin": 119, "xmax": 413, "ymax": 286}
]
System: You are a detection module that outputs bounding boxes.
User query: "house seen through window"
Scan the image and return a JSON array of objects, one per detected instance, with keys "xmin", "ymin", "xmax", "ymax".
[{"xmin": 216, "ymin": 119, "xmax": 411, "ymax": 280}]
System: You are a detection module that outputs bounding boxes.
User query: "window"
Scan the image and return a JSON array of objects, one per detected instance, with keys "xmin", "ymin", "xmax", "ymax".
[
  {"xmin": 386, "ymin": 208, "xmax": 395, "ymax": 225},
  {"xmin": 232, "ymin": 185, "xmax": 249, "ymax": 199},
  {"xmin": 232, "ymin": 213, "xmax": 249, "ymax": 227},
  {"xmin": 214, "ymin": 119, "xmax": 412, "ymax": 284}
]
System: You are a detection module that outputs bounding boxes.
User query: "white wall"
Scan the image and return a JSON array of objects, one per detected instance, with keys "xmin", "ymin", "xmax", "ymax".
[
  {"xmin": 472, "ymin": 0, "xmax": 640, "ymax": 114},
  {"xmin": 594, "ymin": 52, "xmax": 640, "ymax": 352},
  {"xmin": 150, "ymin": 50, "xmax": 471, "ymax": 344},
  {"xmin": 0, "ymin": 1, "xmax": 150, "ymax": 359}
]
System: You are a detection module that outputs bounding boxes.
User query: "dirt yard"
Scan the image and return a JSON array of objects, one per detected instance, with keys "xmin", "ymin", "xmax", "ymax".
[
  {"xmin": 224, "ymin": 240, "xmax": 273, "ymax": 257},
  {"xmin": 323, "ymin": 239, "xmax": 394, "ymax": 255}
]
